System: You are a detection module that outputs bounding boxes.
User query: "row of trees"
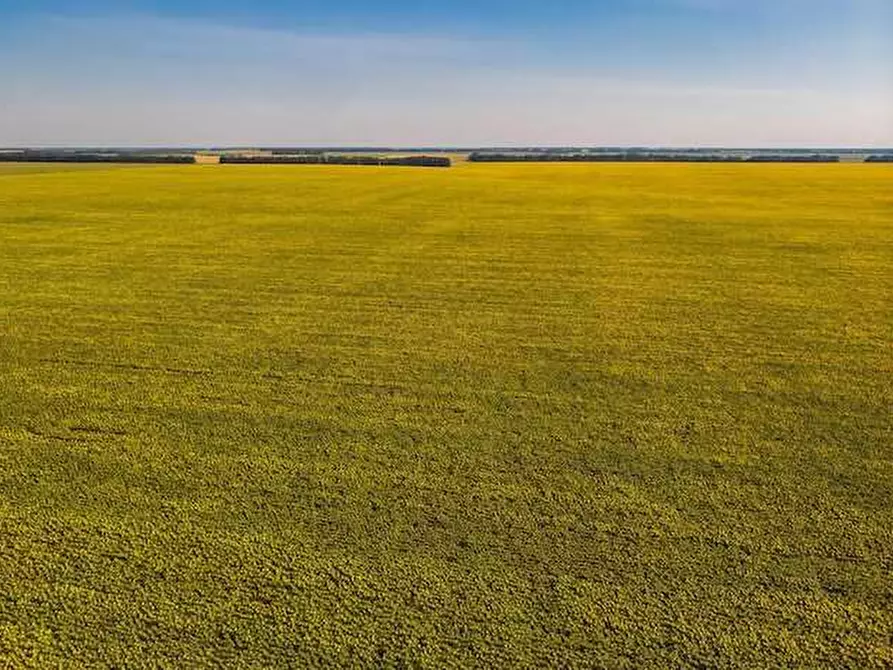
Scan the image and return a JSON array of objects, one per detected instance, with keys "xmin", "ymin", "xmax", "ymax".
[
  {"xmin": 0, "ymin": 151, "xmax": 195, "ymax": 164},
  {"xmin": 5, "ymin": 150, "xmax": 887, "ymax": 165},
  {"xmin": 221, "ymin": 154, "xmax": 323, "ymax": 164},
  {"xmin": 745, "ymin": 155, "xmax": 841, "ymax": 163},
  {"xmin": 468, "ymin": 152, "xmax": 844, "ymax": 163},
  {"xmin": 220, "ymin": 154, "xmax": 451, "ymax": 167},
  {"xmin": 470, "ymin": 152, "xmax": 740, "ymax": 162}
]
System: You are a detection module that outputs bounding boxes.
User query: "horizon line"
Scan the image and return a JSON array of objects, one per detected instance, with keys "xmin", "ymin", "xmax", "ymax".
[{"xmin": 4, "ymin": 145, "xmax": 892, "ymax": 151}]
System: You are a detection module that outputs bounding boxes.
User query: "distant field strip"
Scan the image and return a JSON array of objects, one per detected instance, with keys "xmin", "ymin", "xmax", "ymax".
[{"xmin": 0, "ymin": 163, "xmax": 891, "ymax": 667}]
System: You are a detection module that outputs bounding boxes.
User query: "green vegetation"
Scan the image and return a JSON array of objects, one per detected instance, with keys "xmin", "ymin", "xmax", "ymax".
[
  {"xmin": 0, "ymin": 162, "xmax": 890, "ymax": 667},
  {"xmin": 220, "ymin": 154, "xmax": 451, "ymax": 167},
  {"xmin": 0, "ymin": 151, "xmax": 196, "ymax": 164},
  {"xmin": 467, "ymin": 151, "xmax": 843, "ymax": 162}
]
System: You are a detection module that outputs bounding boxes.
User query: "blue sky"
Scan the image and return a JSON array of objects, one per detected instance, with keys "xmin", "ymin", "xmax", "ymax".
[{"xmin": 1, "ymin": 1, "xmax": 890, "ymax": 146}]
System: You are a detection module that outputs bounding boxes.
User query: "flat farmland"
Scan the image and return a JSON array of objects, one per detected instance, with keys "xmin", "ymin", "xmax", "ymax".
[{"xmin": 0, "ymin": 162, "xmax": 890, "ymax": 667}]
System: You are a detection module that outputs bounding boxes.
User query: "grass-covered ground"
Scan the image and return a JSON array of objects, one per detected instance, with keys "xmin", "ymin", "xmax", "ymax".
[{"xmin": 0, "ymin": 162, "xmax": 890, "ymax": 667}]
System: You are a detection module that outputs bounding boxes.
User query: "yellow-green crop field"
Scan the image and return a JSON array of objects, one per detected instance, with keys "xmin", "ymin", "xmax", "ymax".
[{"xmin": 0, "ymin": 162, "xmax": 891, "ymax": 667}]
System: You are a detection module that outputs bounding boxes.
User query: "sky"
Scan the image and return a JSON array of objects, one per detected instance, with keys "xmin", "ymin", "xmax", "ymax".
[{"xmin": 0, "ymin": 1, "xmax": 891, "ymax": 147}]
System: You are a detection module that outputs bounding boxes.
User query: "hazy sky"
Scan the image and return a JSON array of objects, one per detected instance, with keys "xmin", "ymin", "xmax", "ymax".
[{"xmin": 1, "ymin": 1, "xmax": 891, "ymax": 146}]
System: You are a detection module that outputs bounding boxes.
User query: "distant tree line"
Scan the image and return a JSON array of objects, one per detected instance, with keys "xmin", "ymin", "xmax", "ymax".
[
  {"xmin": 468, "ymin": 152, "xmax": 845, "ymax": 163},
  {"xmin": 6, "ymin": 149, "xmax": 887, "ymax": 166},
  {"xmin": 263, "ymin": 147, "xmax": 458, "ymax": 154},
  {"xmin": 220, "ymin": 155, "xmax": 324, "ymax": 164},
  {"xmin": 744, "ymin": 155, "xmax": 840, "ymax": 163},
  {"xmin": 220, "ymin": 154, "xmax": 451, "ymax": 167},
  {"xmin": 268, "ymin": 149, "xmax": 327, "ymax": 156},
  {"xmin": 0, "ymin": 151, "xmax": 195, "ymax": 164},
  {"xmin": 469, "ymin": 152, "xmax": 741, "ymax": 163}
]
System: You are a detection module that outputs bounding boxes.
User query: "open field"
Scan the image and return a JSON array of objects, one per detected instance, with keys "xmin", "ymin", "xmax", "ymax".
[
  {"xmin": 0, "ymin": 162, "xmax": 891, "ymax": 667},
  {"xmin": 0, "ymin": 163, "xmax": 157, "ymax": 176}
]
